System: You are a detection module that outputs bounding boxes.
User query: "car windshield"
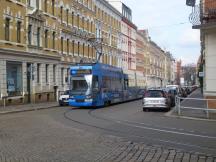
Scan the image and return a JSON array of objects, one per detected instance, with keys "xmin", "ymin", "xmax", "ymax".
[
  {"xmin": 64, "ymin": 90, "xmax": 71, "ymax": 95},
  {"xmin": 70, "ymin": 75, "xmax": 92, "ymax": 95},
  {"xmin": 145, "ymin": 91, "xmax": 165, "ymax": 98}
]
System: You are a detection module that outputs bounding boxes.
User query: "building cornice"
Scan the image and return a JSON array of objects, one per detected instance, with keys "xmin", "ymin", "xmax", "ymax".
[{"xmin": 0, "ymin": 48, "xmax": 61, "ymax": 61}]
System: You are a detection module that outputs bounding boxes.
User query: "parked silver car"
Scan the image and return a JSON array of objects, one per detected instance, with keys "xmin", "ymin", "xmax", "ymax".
[{"xmin": 142, "ymin": 89, "xmax": 171, "ymax": 111}]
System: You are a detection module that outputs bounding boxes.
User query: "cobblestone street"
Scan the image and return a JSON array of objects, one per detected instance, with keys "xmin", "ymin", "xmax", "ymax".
[
  {"xmin": 0, "ymin": 106, "xmax": 216, "ymax": 162},
  {"xmin": 98, "ymin": 142, "xmax": 216, "ymax": 162},
  {"xmin": 0, "ymin": 111, "xmax": 121, "ymax": 162}
]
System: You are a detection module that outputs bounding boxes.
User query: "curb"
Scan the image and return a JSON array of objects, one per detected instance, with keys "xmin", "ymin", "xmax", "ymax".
[
  {"xmin": 165, "ymin": 107, "xmax": 216, "ymax": 122},
  {"xmin": 0, "ymin": 105, "xmax": 60, "ymax": 115}
]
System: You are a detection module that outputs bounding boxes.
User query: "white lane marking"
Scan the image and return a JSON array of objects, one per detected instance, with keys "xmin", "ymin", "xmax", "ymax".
[
  {"xmin": 115, "ymin": 120, "xmax": 216, "ymax": 139},
  {"xmin": 131, "ymin": 133, "xmax": 216, "ymax": 151}
]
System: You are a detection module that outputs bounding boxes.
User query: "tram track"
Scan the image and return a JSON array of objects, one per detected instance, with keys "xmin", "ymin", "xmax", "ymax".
[{"xmin": 63, "ymin": 107, "xmax": 216, "ymax": 154}]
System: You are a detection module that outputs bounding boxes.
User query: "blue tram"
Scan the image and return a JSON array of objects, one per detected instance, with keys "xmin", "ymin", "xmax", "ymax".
[{"xmin": 68, "ymin": 63, "xmax": 143, "ymax": 107}]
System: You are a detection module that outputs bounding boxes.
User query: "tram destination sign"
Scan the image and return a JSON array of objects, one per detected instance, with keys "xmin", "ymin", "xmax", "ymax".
[{"xmin": 71, "ymin": 69, "xmax": 92, "ymax": 75}]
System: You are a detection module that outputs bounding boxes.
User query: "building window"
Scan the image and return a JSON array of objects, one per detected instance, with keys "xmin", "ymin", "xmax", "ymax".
[
  {"xmin": 78, "ymin": 42, "xmax": 80, "ymax": 56},
  {"xmin": 52, "ymin": 31, "xmax": 55, "ymax": 49},
  {"xmin": 44, "ymin": 29, "xmax": 48, "ymax": 48},
  {"xmin": 60, "ymin": 6, "xmax": 63, "ymax": 23},
  {"xmin": 90, "ymin": 21, "xmax": 93, "ymax": 33},
  {"xmin": 5, "ymin": 18, "xmax": 10, "ymax": 41},
  {"xmin": 66, "ymin": 68, "xmax": 70, "ymax": 83},
  {"xmin": 6, "ymin": 61, "xmax": 23, "ymax": 96},
  {"xmin": 82, "ymin": 17, "xmax": 84, "ymax": 29},
  {"xmin": 72, "ymin": 40, "xmax": 74, "ymax": 56},
  {"xmin": 77, "ymin": 15, "xmax": 80, "ymax": 28},
  {"xmin": 66, "ymin": 9, "xmax": 69, "ymax": 25},
  {"xmin": 88, "ymin": 45, "xmax": 90, "ymax": 58},
  {"xmin": 37, "ymin": 27, "xmax": 40, "ymax": 47},
  {"xmin": 46, "ymin": 64, "xmax": 49, "ymax": 83},
  {"xmin": 61, "ymin": 37, "xmax": 64, "ymax": 54},
  {"xmin": 52, "ymin": 0, "xmax": 55, "ymax": 15},
  {"xmin": 44, "ymin": 0, "xmax": 47, "ymax": 12},
  {"xmin": 87, "ymin": 20, "xmax": 89, "ymax": 32},
  {"xmin": 67, "ymin": 39, "xmax": 69, "ymax": 54},
  {"xmin": 17, "ymin": 21, "xmax": 21, "ymax": 43},
  {"xmin": 72, "ymin": 12, "xmax": 74, "ymax": 26},
  {"xmin": 53, "ymin": 65, "xmax": 56, "ymax": 83},
  {"xmin": 28, "ymin": 25, "xmax": 32, "ymax": 45},
  {"xmin": 36, "ymin": 0, "xmax": 39, "ymax": 9},
  {"xmin": 37, "ymin": 63, "xmax": 40, "ymax": 83},
  {"xmin": 83, "ymin": 43, "xmax": 85, "ymax": 57}
]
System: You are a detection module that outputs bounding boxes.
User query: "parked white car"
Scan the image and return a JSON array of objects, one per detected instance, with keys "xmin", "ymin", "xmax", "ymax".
[
  {"xmin": 143, "ymin": 89, "xmax": 171, "ymax": 111},
  {"xmin": 59, "ymin": 90, "xmax": 70, "ymax": 106}
]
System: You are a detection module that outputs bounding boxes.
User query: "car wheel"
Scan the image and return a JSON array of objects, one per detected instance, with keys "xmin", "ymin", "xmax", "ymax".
[{"xmin": 143, "ymin": 108, "xmax": 148, "ymax": 112}]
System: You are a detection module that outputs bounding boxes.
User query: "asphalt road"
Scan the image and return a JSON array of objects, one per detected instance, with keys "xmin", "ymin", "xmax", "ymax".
[
  {"xmin": 60, "ymin": 100, "xmax": 216, "ymax": 155},
  {"xmin": 0, "ymin": 100, "xmax": 216, "ymax": 161}
]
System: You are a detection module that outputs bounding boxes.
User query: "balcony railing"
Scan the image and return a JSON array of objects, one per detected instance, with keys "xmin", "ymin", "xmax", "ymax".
[{"xmin": 189, "ymin": 0, "xmax": 216, "ymax": 27}]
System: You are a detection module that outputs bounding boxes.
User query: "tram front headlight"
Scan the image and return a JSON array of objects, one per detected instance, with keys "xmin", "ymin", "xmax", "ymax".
[
  {"xmin": 69, "ymin": 95, "xmax": 74, "ymax": 99},
  {"xmin": 86, "ymin": 95, "xmax": 92, "ymax": 99},
  {"xmin": 85, "ymin": 99, "xmax": 93, "ymax": 102}
]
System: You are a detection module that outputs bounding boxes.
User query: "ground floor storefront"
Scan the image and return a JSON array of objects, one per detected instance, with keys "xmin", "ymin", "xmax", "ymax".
[{"xmin": 0, "ymin": 49, "xmax": 73, "ymax": 106}]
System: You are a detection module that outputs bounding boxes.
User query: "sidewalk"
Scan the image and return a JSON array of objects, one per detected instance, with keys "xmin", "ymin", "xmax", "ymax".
[
  {"xmin": 168, "ymin": 88, "xmax": 216, "ymax": 120},
  {"xmin": 0, "ymin": 102, "xmax": 59, "ymax": 115}
]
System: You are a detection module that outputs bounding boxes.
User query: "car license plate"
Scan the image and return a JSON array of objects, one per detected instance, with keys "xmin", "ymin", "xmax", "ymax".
[{"xmin": 152, "ymin": 101, "xmax": 159, "ymax": 103}]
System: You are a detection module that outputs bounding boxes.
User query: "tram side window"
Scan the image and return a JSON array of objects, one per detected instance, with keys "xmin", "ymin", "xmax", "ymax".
[
  {"xmin": 113, "ymin": 78, "xmax": 122, "ymax": 91},
  {"xmin": 124, "ymin": 79, "xmax": 129, "ymax": 90},
  {"xmin": 92, "ymin": 76, "xmax": 99, "ymax": 91}
]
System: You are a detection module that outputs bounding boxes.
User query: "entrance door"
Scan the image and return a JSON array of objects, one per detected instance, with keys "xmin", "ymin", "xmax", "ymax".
[{"xmin": 27, "ymin": 63, "xmax": 31, "ymax": 103}]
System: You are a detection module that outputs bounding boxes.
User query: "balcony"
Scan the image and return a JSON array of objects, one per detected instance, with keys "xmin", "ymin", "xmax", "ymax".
[{"xmin": 189, "ymin": 0, "xmax": 216, "ymax": 29}]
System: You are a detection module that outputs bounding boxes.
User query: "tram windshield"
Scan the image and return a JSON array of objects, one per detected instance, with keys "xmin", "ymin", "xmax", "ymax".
[{"xmin": 70, "ymin": 75, "xmax": 92, "ymax": 95}]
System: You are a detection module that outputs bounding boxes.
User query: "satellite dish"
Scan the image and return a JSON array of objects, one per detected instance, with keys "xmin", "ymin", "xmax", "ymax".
[{"xmin": 186, "ymin": 0, "xmax": 196, "ymax": 6}]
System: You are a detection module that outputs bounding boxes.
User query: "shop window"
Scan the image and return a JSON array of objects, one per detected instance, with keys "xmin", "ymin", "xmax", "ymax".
[
  {"xmin": 61, "ymin": 68, "xmax": 64, "ymax": 85},
  {"xmin": 53, "ymin": 65, "xmax": 56, "ymax": 83},
  {"xmin": 6, "ymin": 62, "xmax": 23, "ymax": 96},
  {"xmin": 37, "ymin": 63, "xmax": 40, "ymax": 83},
  {"xmin": 46, "ymin": 64, "xmax": 49, "ymax": 83}
]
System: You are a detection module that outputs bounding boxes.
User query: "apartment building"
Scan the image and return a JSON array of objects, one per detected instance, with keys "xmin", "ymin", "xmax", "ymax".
[
  {"xmin": 188, "ymin": 0, "xmax": 216, "ymax": 108},
  {"xmin": 0, "ymin": 0, "xmax": 123, "ymax": 106},
  {"xmin": 94, "ymin": 0, "xmax": 122, "ymax": 67},
  {"xmin": 106, "ymin": 1, "xmax": 137, "ymax": 86},
  {"xmin": 135, "ymin": 30, "xmax": 151, "ymax": 87}
]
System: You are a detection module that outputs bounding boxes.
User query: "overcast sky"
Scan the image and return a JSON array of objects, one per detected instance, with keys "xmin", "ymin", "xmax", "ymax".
[{"xmin": 121, "ymin": 0, "xmax": 200, "ymax": 65}]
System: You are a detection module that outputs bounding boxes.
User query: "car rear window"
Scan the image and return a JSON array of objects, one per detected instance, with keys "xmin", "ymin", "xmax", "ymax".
[{"xmin": 145, "ymin": 91, "xmax": 165, "ymax": 98}]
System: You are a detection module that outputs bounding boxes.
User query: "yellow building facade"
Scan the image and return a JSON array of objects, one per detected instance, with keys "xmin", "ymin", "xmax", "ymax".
[{"xmin": 0, "ymin": 0, "xmax": 121, "ymax": 106}]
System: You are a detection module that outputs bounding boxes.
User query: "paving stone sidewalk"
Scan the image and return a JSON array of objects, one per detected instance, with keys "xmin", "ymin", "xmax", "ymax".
[
  {"xmin": 97, "ymin": 141, "xmax": 216, "ymax": 162},
  {"xmin": 169, "ymin": 88, "xmax": 216, "ymax": 120},
  {"xmin": 0, "ymin": 102, "xmax": 59, "ymax": 114}
]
